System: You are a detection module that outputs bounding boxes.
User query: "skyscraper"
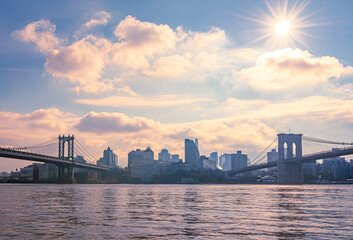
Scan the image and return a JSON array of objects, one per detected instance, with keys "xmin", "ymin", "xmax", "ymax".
[
  {"xmin": 158, "ymin": 149, "xmax": 171, "ymax": 162},
  {"xmin": 210, "ymin": 152, "xmax": 218, "ymax": 165},
  {"xmin": 97, "ymin": 147, "xmax": 118, "ymax": 168},
  {"xmin": 129, "ymin": 147, "xmax": 156, "ymax": 182},
  {"xmin": 219, "ymin": 154, "xmax": 232, "ymax": 171},
  {"xmin": 231, "ymin": 151, "xmax": 248, "ymax": 170},
  {"xmin": 185, "ymin": 139, "xmax": 201, "ymax": 169}
]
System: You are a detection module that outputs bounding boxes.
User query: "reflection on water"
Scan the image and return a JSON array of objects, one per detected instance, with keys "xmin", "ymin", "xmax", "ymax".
[{"xmin": 0, "ymin": 184, "xmax": 352, "ymax": 239}]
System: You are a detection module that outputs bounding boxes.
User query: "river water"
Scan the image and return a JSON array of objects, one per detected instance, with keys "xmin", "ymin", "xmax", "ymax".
[{"xmin": 0, "ymin": 184, "xmax": 352, "ymax": 239}]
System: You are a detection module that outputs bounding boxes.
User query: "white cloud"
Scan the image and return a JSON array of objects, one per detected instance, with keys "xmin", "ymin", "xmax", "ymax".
[
  {"xmin": 74, "ymin": 11, "xmax": 111, "ymax": 38},
  {"xmin": 75, "ymin": 112, "xmax": 158, "ymax": 133},
  {"xmin": 83, "ymin": 11, "xmax": 111, "ymax": 29},
  {"xmin": 178, "ymin": 26, "xmax": 227, "ymax": 53},
  {"xmin": 44, "ymin": 36, "xmax": 112, "ymax": 93},
  {"xmin": 237, "ymin": 48, "xmax": 353, "ymax": 91},
  {"xmin": 111, "ymin": 15, "xmax": 176, "ymax": 70},
  {"xmin": 75, "ymin": 94, "xmax": 209, "ymax": 108},
  {"xmin": 13, "ymin": 16, "xmax": 232, "ymax": 92},
  {"xmin": 143, "ymin": 54, "xmax": 195, "ymax": 78},
  {"xmin": 223, "ymin": 96, "xmax": 353, "ymax": 124},
  {"xmin": 12, "ymin": 20, "xmax": 59, "ymax": 53}
]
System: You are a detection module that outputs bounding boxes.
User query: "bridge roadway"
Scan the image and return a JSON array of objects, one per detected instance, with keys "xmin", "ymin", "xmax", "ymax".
[
  {"xmin": 0, "ymin": 147, "xmax": 111, "ymax": 171},
  {"xmin": 226, "ymin": 146, "xmax": 353, "ymax": 176}
]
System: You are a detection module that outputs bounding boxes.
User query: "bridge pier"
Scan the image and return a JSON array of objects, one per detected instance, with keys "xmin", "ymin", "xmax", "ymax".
[
  {"xmin": 57, "ymin": 165, "xmax": 75, "ymax": 184},
  {"xmin": 278, "ymin": 133, "xmax": 304, "ymax": 184}
]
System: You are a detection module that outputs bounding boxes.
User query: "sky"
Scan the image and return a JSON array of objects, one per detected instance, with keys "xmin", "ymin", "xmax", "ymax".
[{"xmin": 1, "ymin": 0, "xmax": 353, "ymax": 171}]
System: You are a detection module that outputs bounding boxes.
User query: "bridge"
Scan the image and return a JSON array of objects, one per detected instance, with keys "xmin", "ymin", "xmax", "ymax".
[
  {"xmin": 226, "ymin": 133, "xmax": 353, "ymax": 184},
  {"xmin": 0, "ymin": 135, "xmax": 112, "ymax": 183}
]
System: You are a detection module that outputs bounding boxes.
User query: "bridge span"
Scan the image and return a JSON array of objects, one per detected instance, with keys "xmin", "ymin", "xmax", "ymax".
[
  {"xmin": 226, "ymin": 135, "xmax": 353, "ymax": 184},
  {"xmin": 0, "ymin": 135, "xmax": 112, "ymax": 183},
  {"xmin": 0, "ymin": 147, "xmax": 110, "ymax": 171}
]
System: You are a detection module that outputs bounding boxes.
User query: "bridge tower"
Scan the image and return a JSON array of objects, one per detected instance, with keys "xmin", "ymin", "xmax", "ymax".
[
  {"xmin": 58, "ymin": 134, "xmax": 75, "ymax": 183},
  {"xmin": 58, "ymin": 134, "xmax": 74, "ymax": 161},
  {"xmin": 278, "ymin": 133, "xmax": 304, "ymax": 184}
]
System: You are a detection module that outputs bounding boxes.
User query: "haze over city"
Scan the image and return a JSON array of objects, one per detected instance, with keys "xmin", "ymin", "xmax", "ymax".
[{"xmin": 1, "ymin": 0, "xmax": 353, "ymax": 172}]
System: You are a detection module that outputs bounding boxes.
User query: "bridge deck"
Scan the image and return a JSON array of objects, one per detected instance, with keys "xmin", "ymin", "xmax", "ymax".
[
  {"xmin": 227, "ymin": 146, "xmax": 353, "ymax": 175},
  {"xmin": 0, "ymin": 147, "xmax": 111, "ymax": 171}
]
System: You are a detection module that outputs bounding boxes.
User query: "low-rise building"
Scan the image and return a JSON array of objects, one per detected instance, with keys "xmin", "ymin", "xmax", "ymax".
[{"xmin": 39, "ymin": 163, "xmax": 58, "ymax": 182}]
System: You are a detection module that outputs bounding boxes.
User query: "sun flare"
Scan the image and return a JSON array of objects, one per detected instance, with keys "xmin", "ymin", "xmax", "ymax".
[
  {"xmin": 244, "ymin": 0, "xmax": 320, "ymax": 49},
  {"xmin": 276, "ymin": 21, "xmax": 290, "ymax": 36}
]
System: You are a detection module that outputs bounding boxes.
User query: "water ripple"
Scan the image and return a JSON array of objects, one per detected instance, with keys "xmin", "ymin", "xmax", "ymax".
[{"xmin": 0, "ymin": 184, "xmax": 352, "ymax": 239}]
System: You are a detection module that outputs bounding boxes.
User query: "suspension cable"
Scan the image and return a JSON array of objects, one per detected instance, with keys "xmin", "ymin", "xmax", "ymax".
[
  {"xmin": 249, "ymin": 137, "xmax": 278, "ymax": 165},
  {"xmin": 75, "ymin": 139, "xmax": 98, "ymax": 161},
  {"xmin": 18, "ymin": 137, "xmax": 58, "ymax": 149},
  {"xmin": 303, "ymin": 136, "xmax": 353, "ymax": 146}
]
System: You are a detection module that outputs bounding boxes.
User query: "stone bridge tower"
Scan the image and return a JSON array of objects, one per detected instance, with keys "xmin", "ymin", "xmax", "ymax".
[{"xmin": 278, "ymin": 133, "xmax": 304, "ymax": 184}]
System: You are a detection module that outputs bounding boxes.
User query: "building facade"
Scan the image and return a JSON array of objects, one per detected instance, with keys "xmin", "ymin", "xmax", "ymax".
[
  {"xmin": 171, "ymin": 154, "xmax": 180, "ymax": 162},
  {"xmin": 209, "ymin": 152, "xmax": 218, "ymax": 165},
  {"xmin": 158, "ymin": 149, "xmax": 171, "ymax": 162},
  {"xmin": 219, "ymin": 154, "xmax": 232, "ymax": 171},
  {"xmin": 129, "ymin": 147, "xmax": 157, "ymax": 182},
  {"xmin": 231, "ymin": 151, "xmax": 248, "ymax": 170},
  {"xmin": 185, "ymin": 139, "xmax": 201, "ymax": 169},
  {"xmin": 39, "ymin": 163, "xmax": 58, "ymax": 182},
  {"xmin": 97, "ymin": 147, "xmax": 118, "ymax": 168}
]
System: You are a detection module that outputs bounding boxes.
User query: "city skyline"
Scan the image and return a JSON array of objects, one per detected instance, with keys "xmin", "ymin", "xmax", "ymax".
[{"xmin": 1, "ymin": 0, "xmax": 353, "ymax": 171}]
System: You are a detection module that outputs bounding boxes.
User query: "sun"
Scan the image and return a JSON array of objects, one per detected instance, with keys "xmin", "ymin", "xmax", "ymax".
[
  {"xmin": 243, "ymin": 0, "xmax": 320, "ymax": 49},
  {"xmin": 276, "ymin": 21, "xmax": 290, "ymax": 36}
]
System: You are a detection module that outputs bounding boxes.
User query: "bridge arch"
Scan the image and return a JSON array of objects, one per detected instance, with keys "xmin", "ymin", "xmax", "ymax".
[
  {"xmin": 293, "ymin": 142, "xmax": 296, "ymax": 157},
  {"xmin": 278, "ymin": 133, "xmax": 303, "ymax": 184},
  {"xmin": 283, "ymin": 142, "xmax": 288, "ymax": 159},
  {"xmin": 58, "ymin": 134, "xmax": 74, "ymax": 161}
]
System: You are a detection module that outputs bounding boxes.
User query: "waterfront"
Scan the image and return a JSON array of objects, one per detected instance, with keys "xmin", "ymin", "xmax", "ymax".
[{"xmin": 0, "ymin": 184, "xmax": 352, "ymax": 239}]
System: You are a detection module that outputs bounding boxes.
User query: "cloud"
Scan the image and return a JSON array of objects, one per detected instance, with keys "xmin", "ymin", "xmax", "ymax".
[
  {"xmin": 223, "ymin": 96, "xmax": 353, "ymax": 124},
  {"xmin": 75, "ymin": 94, "xmax": 209, "ymax": 108},
  {"xmin": 83, "ymin": 11, "xmax": 111, "ymax": 29},
  {"xmin": 75, "ymin": 11, "xmax": 111, "ymax": 38},
  {"xmin": 75, "ymin": 112, "xmax": 158, "ymax": 133},
  {"xmin": 1, "ymin": 101, "xmax": 353, "ymax": 169},
  {"xmin": 178, "ymin": 26, "xmax": 227, "ymax": 53},
  {"xmin": 13, "ymin": 16, "xmax": 232, "ymax": 92},
  {"xmin": 44, "ymin": 35, "xmax": 112, "ymax": 93},
  {"xmin": 12, "ymin": 20, "xmax": 59, "ymax": 53},
  {"xmin": 0, "ymin": 108, "xmax": 76, "ymax": 150},
  {"xmin": 111, "ymin": 15, "xmax": 177, "ymax": 70},
  {"xmin": 237, "ymin": 48, "xmax": 353, "ymax": 91},
  {"xmin": 143, "ymin": 54, "xmax": 195, "ymax": 78}
]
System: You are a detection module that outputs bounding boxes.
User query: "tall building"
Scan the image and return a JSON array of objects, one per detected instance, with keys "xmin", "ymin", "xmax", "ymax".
[
  {"xmin": 267, "ymin": 149, "xmax": 278, "ymax": 163},
  {"xmin": 128, "ymin": 149, "xmax": 143, "ymax": 168},
  {"xmin": 158, "ymin": 149, "xmax": 171, "ymax": 162},
  {"xmin": 209, "ymin": 152, "xmax": 218, "ymax": 165},
  {"xmin": 129, "ymin": 147, "xmax": 156, "ymax": 182},
  {"xmin": 219, "ymin": 154, "xmax": 232, "ymax": 171},
  {"xmin": 267, "ymin": 148, "xmax": 278, "ymax": 172},
  {"xmin": 231, "ymin": 151, "xmax": 248, "ymax": 170},
  {"xmin": 185, "ymin": 139, "xmax": 201, "ymax": 169},
  {"xmin": 97, "ymin": 147, "xmax": 118, "ymax": 168}
]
